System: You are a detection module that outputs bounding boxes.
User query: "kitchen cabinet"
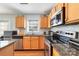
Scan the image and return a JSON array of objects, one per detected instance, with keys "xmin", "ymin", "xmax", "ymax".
[
  {"xmin": 23, "ymin": 35, "xmax": 46, "ymax": 49},
  {"xmin": 48, "ymin": 13, "xmax": 51, "ymax": 28},
  {"xmin": 65, "ymin": 3, "xmax": 79, "ymax": 24},
  {"xmin": 31, "ymin": 36, "xmax": 39, "ymax": 49},
  {"xmin": 23, "ymin": 36, "xmax": 45, "ymax": 49},
  {"xmin": 40, "ymin": 16, "xmax": 48, "ymax": 28},
  {"xmin": 51, "ymin": 3, "xmax": 64, "ymax": 18},
  {"xmin": 39, "ymin": 36, "xmax": 45, "ymax": 49},
  {"xmin": 51, "ymin": 6, "xmax": 56, "ymax": 17},
  {"xmin": 23, "ymin": 36, "xmax": 31, "ymax": 49},
  {"xmin": 16, "ymin": 16, "xmax": 24, "ymax": 28},
  {"xmin": 0, "ymin": 43, "xmax": 14, "ymax": 56},
  {"xmin": 55, "ymin": 3, "xmax": 64, "ymax": 11}
]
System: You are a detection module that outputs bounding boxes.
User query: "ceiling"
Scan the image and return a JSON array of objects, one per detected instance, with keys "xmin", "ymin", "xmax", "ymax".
[{"xmin": 0, "ymin": 3, "xmax": 55, "ymax": 15}]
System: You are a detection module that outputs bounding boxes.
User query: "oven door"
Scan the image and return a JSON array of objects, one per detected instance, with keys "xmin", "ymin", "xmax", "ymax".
[{"xmin": 69, "ymin": 39, "xmax": 79, "ymax": 56}]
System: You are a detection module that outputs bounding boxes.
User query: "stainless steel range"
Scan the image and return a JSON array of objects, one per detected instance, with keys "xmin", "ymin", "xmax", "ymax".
[{"xmin": 52, "ymin": 31, "xmax": 79, "ymax": 56}]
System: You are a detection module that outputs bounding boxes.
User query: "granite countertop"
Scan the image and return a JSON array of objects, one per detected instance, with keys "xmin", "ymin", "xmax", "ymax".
[
  {"xmin": 12, "ymin": 34, "xmax": 44, "ymax": 36},
  {"xmin": 24, "ymin": 34, "xmax": 44, "ymax": 36},
  {"xmin": 0, "ymin": 39, "xmax": 18, "ymax": 49}
]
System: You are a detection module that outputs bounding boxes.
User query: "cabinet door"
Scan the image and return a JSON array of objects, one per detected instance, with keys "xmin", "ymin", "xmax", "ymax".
[
  {"xmin": 0, "ymin": 44, "xmax": 14, "ymax": 56},
  {"xmin": 65, "ymin": 3, "xmax": 79, "ymax": 24},
  {"xmin": 39, "ymin": 36, "xmax": 45, "ymax": 49},
  {"xmin": 23, "ymin": 36, "xmax": 31, "ymax": 49},
  {"xmin": 31, "ymin": 36, "xmax": 39, "ymax": 49},
  {"xmin": 40, "ymin": 16, "xmax": 48, "ymax": 28},
  {"xmin": 16, "ymin": 16, "xmax": 24, "ymax": 28},
  {"xmin": 48, "ymin": 15, "xmax": 51, "ymax": 28},
  {"xmin": 51, "ymin": 7, "xmax": 55, "ymax": 17},
  {"xmin": 51, "ymin": 3, "xmax": 64, "ymax": 18},
  {"xmin": 56, "ymin": 3, "xmax": 64, "ymax": 11}
]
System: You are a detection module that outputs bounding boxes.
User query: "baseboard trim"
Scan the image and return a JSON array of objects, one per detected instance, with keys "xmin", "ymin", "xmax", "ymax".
[{"xmin": 14, "ymin": 49, "xmax": 48, "ymax": 51}]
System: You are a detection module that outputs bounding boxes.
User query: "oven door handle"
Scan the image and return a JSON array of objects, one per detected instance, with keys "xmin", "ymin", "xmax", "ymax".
[{"xmin": 69, "ymin": 41, "xmax": 79, "ymax": 46}]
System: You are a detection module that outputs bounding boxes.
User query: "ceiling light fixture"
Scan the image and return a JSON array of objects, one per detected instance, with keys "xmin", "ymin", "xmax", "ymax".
[{"xmin": 20, "ymin": 3, "xmax": 29, "ymax": 5}]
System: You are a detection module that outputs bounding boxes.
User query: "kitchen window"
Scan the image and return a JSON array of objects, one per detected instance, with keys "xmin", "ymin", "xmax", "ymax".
[
  {"xmin": 26, "ymin": 20, "xmax": 39, "ymax": 33},
  {"xmin": 0, "ymin": 21, "xmax": 8, "ymax": 36}
]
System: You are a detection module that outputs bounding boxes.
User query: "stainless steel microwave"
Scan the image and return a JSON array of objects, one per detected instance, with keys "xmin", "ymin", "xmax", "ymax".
[{"xmin": 51, "ymin": 7, "xmax": 65, "ymax": 26}]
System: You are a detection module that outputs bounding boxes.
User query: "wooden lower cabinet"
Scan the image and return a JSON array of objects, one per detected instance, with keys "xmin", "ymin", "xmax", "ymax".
[
  {"xmin": 0, "ymin": 43, "xmax": 14, "ymax": 56},
  {"xmin": 23, "ymin": 36, "xmax": 45, "ymax": 49},
  {"xmin": 31, "ymin": 36, "xmax": 39, "ymax": 49},
  {"xmin": 14, "ymin": 51, "xmax": 44, "ymax": 56},
  {"xmin": 23, "ymin": 36, "xmax": 31, "ymax": 49}
]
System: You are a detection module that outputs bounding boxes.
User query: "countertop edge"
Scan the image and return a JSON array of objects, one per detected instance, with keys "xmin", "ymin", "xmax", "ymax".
[{"xmin": 0, "ymin": 40, "xmax": 18, "ymax": 49}]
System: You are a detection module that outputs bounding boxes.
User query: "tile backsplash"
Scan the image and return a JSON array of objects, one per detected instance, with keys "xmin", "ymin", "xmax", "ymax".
[{"xmin": 51, "ymin": 24, "xmax": 79, "ymax": 32}]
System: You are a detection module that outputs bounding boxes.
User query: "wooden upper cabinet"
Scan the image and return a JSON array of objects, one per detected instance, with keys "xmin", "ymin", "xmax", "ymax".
[
  {"xmin": 65, "ymin": 3, "xmax": 79, "ymax": 24},
  {"xmin": 31, "ymin": 36, "xmax": 39, "ymax": 49},
  {"xmin": 56, "ymin": 3, "xmax": 64, "ymax": 11},
  {"xmin": 51, "ymin": 7, "xmax": 55, "ymax": 17},
  {"xmin": 23, "ymin": 36, "xmax": 31, "ymax": 49},
  {"xmin": 16, "ymin": 16, "xmax": 24, "ymax": 28},
  {"xmin": 48, "ymin": 13, "xmax": 51, "ymax": 28},
  {"xmin": 51, "ymin": 3, "xmax": 64, "ymax": 18},
  {"xmin": 40, "ymin": 16, "xmax": 48, "ymax": 28}
]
